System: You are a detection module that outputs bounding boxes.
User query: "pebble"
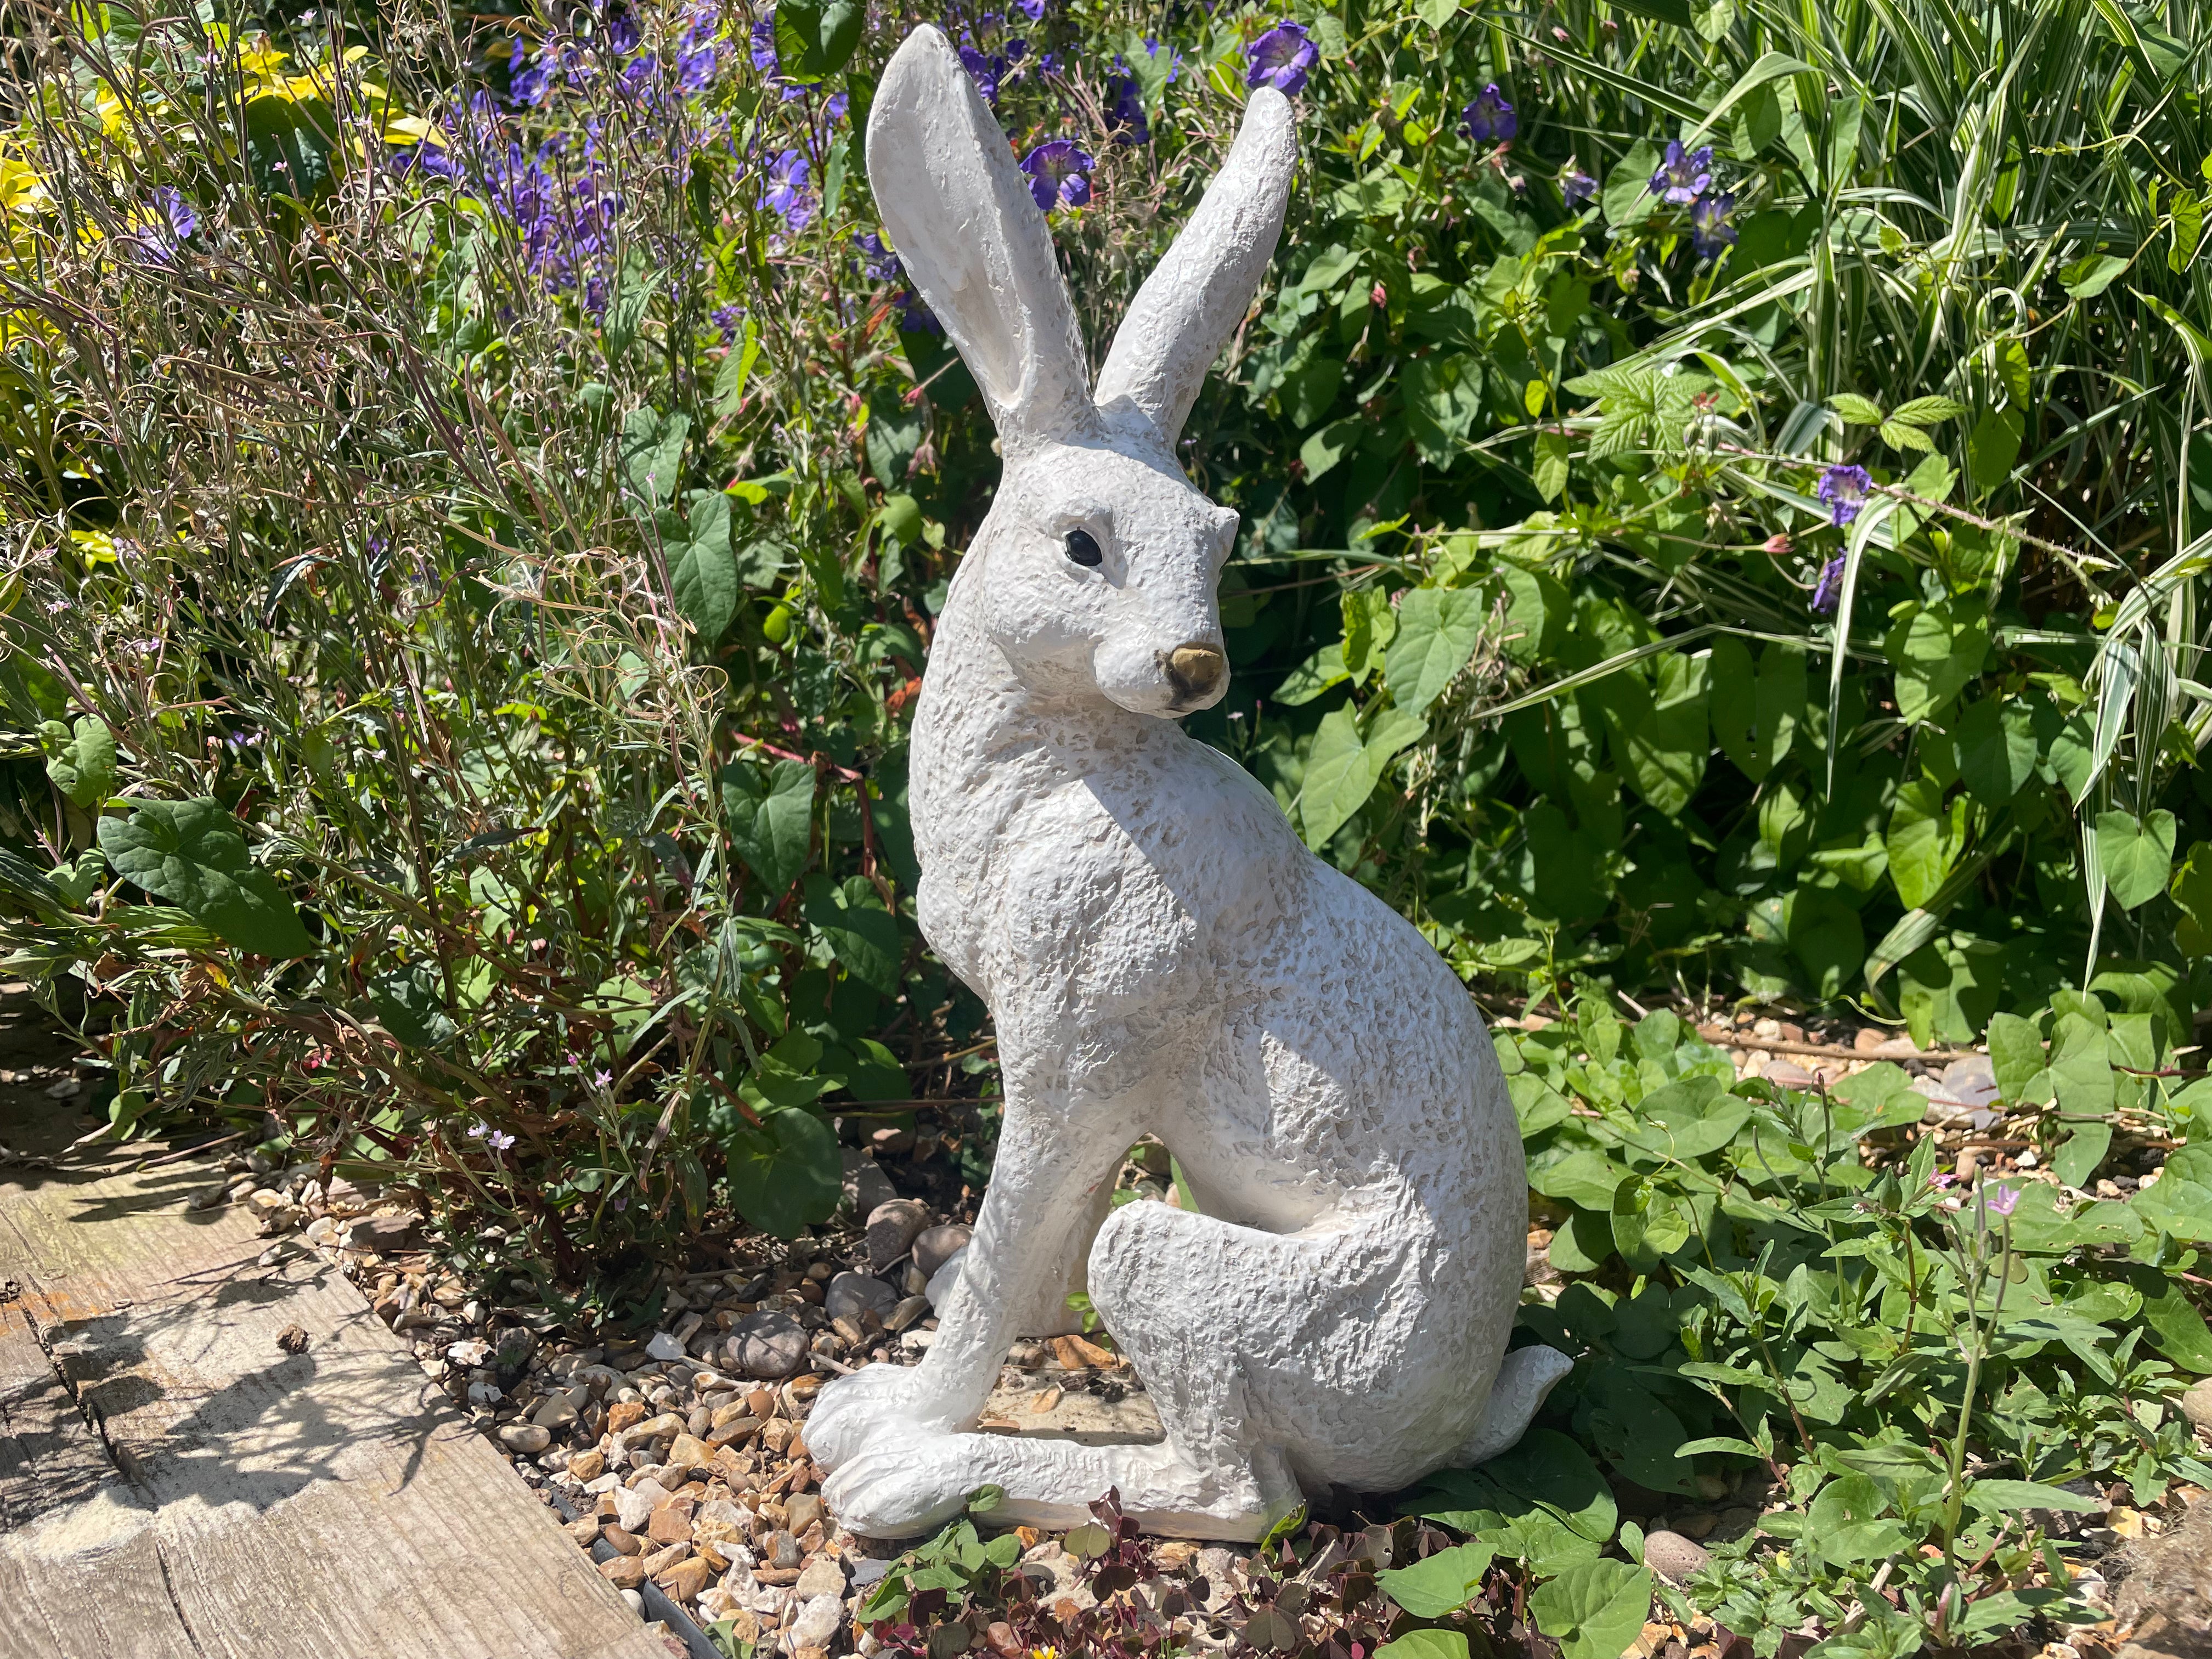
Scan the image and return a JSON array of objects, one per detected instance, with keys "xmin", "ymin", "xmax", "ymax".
[
  {"xmin": 787, "ymin": 1592, "xmax": 845, "ymax": 1651},
  {"xmin": 618, "ymin": 1589, "xmax": 645, "ymax": 1615},
  {"xmin": 865, "ymin": 1199, "xmax": 934, "ymax": 1272},
  {"xmin": 531, "ymin": 1391, "xmax": 581, "ymax": 1429},
  {"xmin": 346, "ymin": 1215, "xmax": 423, "ymax": 1251},
  {"xmin": 912, "ymin": 1223, "xmax": 972, "ymax": 1279},
  {"xmin": 646, "ymin": 1330, "xmax": 687, "ymax": 1362},
  {"xmin": 2183, "ymin": 1379, "xmax": 2212, "ymax": 1433},
  {"xmin": 885, "ymin": 1295, "xmax": 930, "ymax": 1334},
  {"xmin": 448, "ymin": 1338, "xmax": 492, "ymax": 1367},
  {"xmin": 825, "ymin": 1272, "xmax": 900, "ymax": 1327},
  {"xmin": 724, "ymin": 1311, "xmax": 809, "ymax": 1379},
  {"xmin": 842, "ymin": 1153, "xmax": 899, "ymax": 1217},
  {"xmin": 794, "ymin": 1554, "xmax": 847, "ymax": 1599},
  {"xmin": 785, "ymin": 1493, "xmax": 823, "ymax": 1534},
  {"xmin": 661, "ymin": 1556, "xmax": 713, "ymax": 1601},
  {"xmin": 599, "ymin": 1555, "xmax": 647, "ymax": 1589},
  {"xmin": 1642, "ymin": 1531, "xmax": 1712, "ymax": 1583},
  {"xmin": 498, "ymin": 1422, "xmax": 551, "ymax": 1454}
]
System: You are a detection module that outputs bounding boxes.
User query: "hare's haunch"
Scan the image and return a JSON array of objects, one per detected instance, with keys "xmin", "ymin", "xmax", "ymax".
[{"xmin": 806, "ymin": 24, "xmax": 1569, "ymax": 1541}]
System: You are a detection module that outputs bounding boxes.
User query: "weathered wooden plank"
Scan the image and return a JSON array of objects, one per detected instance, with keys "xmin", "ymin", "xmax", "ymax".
[
  {"xmin": 0, "ymin": 1305, "xmax": 203, "ymax": 1659},
  {"xmin": 0, "ymin": 1142, "xmax": 674, "ymax": 1659}
]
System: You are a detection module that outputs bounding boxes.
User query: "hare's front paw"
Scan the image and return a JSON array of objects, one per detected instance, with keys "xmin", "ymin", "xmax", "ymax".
[
  {"xmin": 806, "ymin": 1362, "xmax": 958, "ymax": 1469},
  {"xmin": 819, "ymin": 1431, "xmax": 977, "ymax": 1539}
]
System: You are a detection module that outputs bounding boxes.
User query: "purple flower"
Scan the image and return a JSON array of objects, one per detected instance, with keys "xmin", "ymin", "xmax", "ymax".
[
  {"xmin": 855, "ymin": 229, "xmax": 902, "ymax": 282},
  {"xmin": 749, "ymin": 14, "xmax": 778, "ymax": 71},
  {"xmin": 1817, "ymin": 464, "xmax": 1874, "ymax": 528},
  {"xmin": 1691, "ymin": 190, "xmax": 1737, "ymax": 258},
  {"xmin": 1810, "ymin": 555, "xmax": 1846, "ymax": 613},
  {"xmin": 467, "ymin": 1119, "xmax": 490, "ymax": 1138},
  {"xmin": 605, "ymin": 4, "xmax": 641, "ymax": 54},
  {"xmin": 758, "ymin": 148, "xmax": 812, "ymax": 234},
  {"xmin": 1562, "ymin": 164, "xmax": 1597, "ymax": 206},
  {"xmin": 1105, "ymin": 70, "xmax": 1151, "ymax": 144},
  {"xmin": 1983, "ymin": 1183, "xmax": 2021, "ymax": 1217},
  {"xmin": 678, "ymin": 2, "xmax": 720, "ymax": 90},
  {"xmin": 1019, "ymin": 138, "xmax": 1093, "ymax": 211},
  {"xmin": 390, "ymin": 143, "xmax": 453, "ymax": 179},
  {"xmin": 1649, "ymin": 139, "xmax": 1713, "ymax": 205},
  {"xmin": 712, "ymin": 303, "xmax": 743, "ymax": 343},
  {"xmin": 895, "ymin": 288, "xmax": 941, "ymax": 332},
  {"xmin": 488, "ymin": 1127, "xmax": 517, "ymax": 1151},
  {"xmin": 958, "ymin": 44, "xmax": 1007, "ymax": 104},
  {"xmin": 1245, "ymin": 21, "xmax": 1315, "ymax": 95},
  {"xmin": 592, "ymin": 1067, "xmax": 613, "ymax": 1089},
  {"xmin": 151, "ymin": 185, "xmax": 197, "ymax": 240},
  {"xmin": 1461, "ymin": 83, "xmax": 1516, "ymax": 144},
  {"xmin": 1015, "ymin": 0, "xmax": 1046, "ymax": 17},
  {"xmin": 824, "ymin": 91, "xmax": 849, "ymax": 121},
  {"xmin": 509, "ymin": 48, "xmax": 554, "ymax": 106}
]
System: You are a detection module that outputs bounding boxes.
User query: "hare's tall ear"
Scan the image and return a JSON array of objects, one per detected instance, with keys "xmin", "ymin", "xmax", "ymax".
[
  {"xmin": 1093, "ymin": 88, "xmax": 1297, "ymax": 445},
  {"xmin": 866, "ymin": 25, "xmax": 1092, "ymax": 447}
]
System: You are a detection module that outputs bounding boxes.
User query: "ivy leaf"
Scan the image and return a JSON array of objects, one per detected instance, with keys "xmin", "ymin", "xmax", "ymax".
[
  {"xmin": 773, "ymin": 0, "xmax": 864, "ymax": 81},
  {"xmin": 804, "ymin": 873, "xmax": 904, "ymax": 995},
  {"xmin": 98, "ymin": 798, "xmax": 315, "ymax": 959},
  {"xmin": 725, "ymin": 1107, "xmax": 842, "ymax": 1238},
  {"xmin": 1403, "ymin": 354, "xmax": 1484, "ymax": 467},
  {"xmin": 720, "ymin": 757, "xmax": 814, "ymax": 898},
  {"xmin": 40, "ymin": 714, "xmax": 117, "ymax": 808},
  {"xmin": 1384, "ymin": 586, "xmax": 1488, "ymax": 714},
  {"xmin": 1527, "ymin": 1559, "xmax": 1651, "ymax": 1659},
  {"xmin": 2096, "ymin": 809, "xmax": 2176, "ymax": 910}
]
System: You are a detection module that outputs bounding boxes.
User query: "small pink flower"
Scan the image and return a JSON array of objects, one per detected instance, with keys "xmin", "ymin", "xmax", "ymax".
[
  {"xmin": 1929, "ymin": 1171, "xmax": 1955, "ymax": 1188},
  {"xmin": 1983, "ymin": 1183, "xmax": 2021, "ymax": 1217}
]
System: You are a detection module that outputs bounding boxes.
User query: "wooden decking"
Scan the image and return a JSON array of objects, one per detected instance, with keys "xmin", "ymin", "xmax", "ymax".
[{"xmin": 0, "ymin": 1062, "xmax": 670, "ymax": 1657}]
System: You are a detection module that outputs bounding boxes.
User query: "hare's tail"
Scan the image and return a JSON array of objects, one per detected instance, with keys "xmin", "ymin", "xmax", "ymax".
[{"xmin": 1457, "ymin": 1345, "xmax": 1575, "ymax": 1465}]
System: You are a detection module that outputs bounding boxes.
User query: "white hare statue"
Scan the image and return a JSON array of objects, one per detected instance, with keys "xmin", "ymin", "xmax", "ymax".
[{"xmin": 808, "ymin": 23, "xmax": 1571, "ymax": 1542}]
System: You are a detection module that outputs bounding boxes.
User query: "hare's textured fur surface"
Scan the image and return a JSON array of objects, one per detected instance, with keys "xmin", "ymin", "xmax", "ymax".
[{"xmin": 807, "ymin": 24, "xmax": 1570, "ymax": 1541}]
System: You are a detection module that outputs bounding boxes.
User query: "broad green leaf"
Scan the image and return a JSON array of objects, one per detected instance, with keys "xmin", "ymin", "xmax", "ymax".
[
  {"xmin": 1374, "ymin": 1633, "xmax": 1469, "ymax": 1659},
  {"xmin": 1528, "ymin": 1559, "xmax": 1651, "ymax": 1659},
  {"xmin": 1594, "ymin": 651, "xmax": 1708, "ymax": 815},
  {"xmin": 1377, "ymin": 1541, "xmax": 1493, "ymax": 1616},
  {"xmin": 725, "ymin": 1107, "xmax": 841, "ymax": 1237},
  {"xmin": 720, "ymin": 757, "xmax": 814, "ymax": 897},
  {"xmin": 2061, "ymin": 252, "xmax": 2131, "ymax": 297},
  {"xmin": 2052, "ymin": 1119, "xmax": 2112, "ymax": 1189},
  {"xmin": 803, "ymin": 874, "xmax": 904, "ymax": 995},
  {"xmin": 1384, "ymin": 586, "xmax": 1488, "ymax": 713},
  {"xmin": 98, "ymin": 798, "xmax": 315, "ymax": 958},
  {"xmin": 41, "ymin": 715, "xmax": 116, "ymax": 808},
  {"xmin": 670, "ymin": 489, "xmax": 738, "ymax": 641},
  {"xmin": 1297, "ymin": 706, "xmax": 1426, "ymax": 850},
  {"xmin": 1963, "ymin": 1479, "xmax": 2103, "ymax": 1515},
  {"xmin": 1601, "ymin": 139, "xmax": 1662, "ymax": 227},
  {"xmin": 1274, "ymin": 642, "xmax": 1348, "ymax": 706},
  {"xmin": 1708, "ymin": 639, "xmax": 1799, "ymax": 782},
  {"xmin": 369, "ymin": 965, "xmax": 455, "ymax": 1048},
  {"xmin": 1954, "ymin": 697, "xmax": 2036, "ymax": 803},
  {"xmin": 1885, "ymin": 778, "xmax": 1963, "ymax": 910},
  {"xmin": 2096, "ymin": 809, "xmax": 2176, "ymax": 910},
  {"xmin": 1529, "ymin": 1149, "xmax": 1632, "ymax": 1212},
  {"xmin": 1478, "ymin": 1429, "xmax": 1617, "ymax": 1543},
  {"xmin": 620, "ymin": 406, "xmax": 689, "ymax": 507},
  {"xmin": 772, "ymin": 0, "xmax": 864, "ymax": 80},
  {"xmin": 2172, "ymin": 839, "xmax": 2212, "ymax": 954},
  {"xmin": 1403, "ymin": 354, "xmax": 1484, "ymax": 467},
  {"xmin": 1883, "ymin": 602, "xmax": 1988, "ymax": 725}
]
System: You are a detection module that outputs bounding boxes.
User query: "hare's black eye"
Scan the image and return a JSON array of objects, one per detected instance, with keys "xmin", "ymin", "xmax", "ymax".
[{"xmin": 1064, "ymin": 528, "xmax": 1104, "ymax": 568}]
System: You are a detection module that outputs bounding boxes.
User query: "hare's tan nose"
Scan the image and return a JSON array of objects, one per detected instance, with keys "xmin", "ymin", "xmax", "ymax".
[{"xmin": 1166, "ymin": 644, "xmax": 1227, "ymax": 702}]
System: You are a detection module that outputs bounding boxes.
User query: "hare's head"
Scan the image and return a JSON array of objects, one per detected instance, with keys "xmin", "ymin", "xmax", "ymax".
[{"xmin": 866, "ymin": 25, "xmax": 1297, "ymax": 718}]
